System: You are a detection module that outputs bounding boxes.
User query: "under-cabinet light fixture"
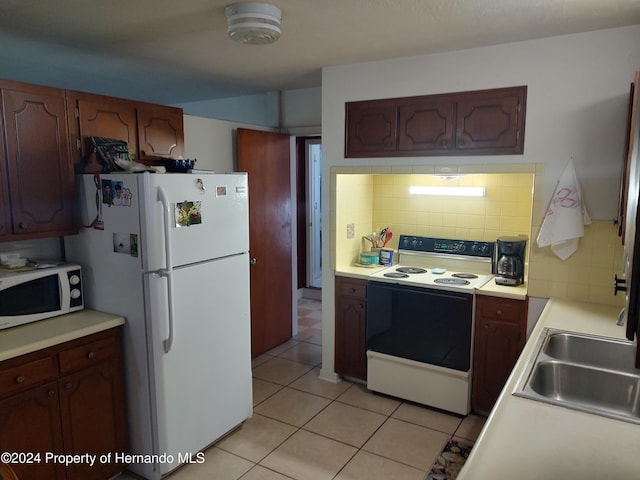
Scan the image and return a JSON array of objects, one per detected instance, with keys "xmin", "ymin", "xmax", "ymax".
[{"xmin": 409, "ymin": 186, "xmax": 486, "ymax": 197}]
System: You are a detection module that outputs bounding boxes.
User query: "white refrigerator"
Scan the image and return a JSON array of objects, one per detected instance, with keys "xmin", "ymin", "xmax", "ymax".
[{"xmin": 64, "ymin": 172, "xmax": 253, "ymax": 479}]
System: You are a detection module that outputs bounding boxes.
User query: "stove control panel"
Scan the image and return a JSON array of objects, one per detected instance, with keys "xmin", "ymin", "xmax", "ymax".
[{"xmin": 399, "ymin": 235, "xmax": 495, "ymax": 258}]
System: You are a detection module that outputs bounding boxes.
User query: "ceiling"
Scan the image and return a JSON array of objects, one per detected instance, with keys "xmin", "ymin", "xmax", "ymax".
[{"xmin": 1, "ymin": 0, "xmax": 639, "ymax": 105}]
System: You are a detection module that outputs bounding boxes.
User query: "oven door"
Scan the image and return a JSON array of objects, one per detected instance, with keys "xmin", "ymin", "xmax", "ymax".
[{"xmin": 366, "ymin": 281, "xmax": 473, "ymax": 371}]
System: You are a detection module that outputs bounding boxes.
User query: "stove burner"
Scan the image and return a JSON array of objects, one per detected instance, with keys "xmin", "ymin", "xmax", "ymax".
[
  {"xmin": 434, "ymin": 278, "xmax": 470, "ymax": 286},
  {"xmin": 384, "ymin": 272, "xmax": 410, "ymax": 278},
  {"xmin": 396, "ymin": 267, "xmax": 427, "ymax": 274},
  {"xmin": 451, "ymin": 273, "xmax": 478, "ymax": 279}
]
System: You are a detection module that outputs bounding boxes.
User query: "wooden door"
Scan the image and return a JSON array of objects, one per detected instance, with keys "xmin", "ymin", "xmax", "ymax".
[
  {"xmin": 69, "ymin": 91, "xmax": 138, "ymax": 163},
  {"xmin": 2, "ymin": 83, "xmax": 75, "ymax": 237},
  {"xmin": 237, "ymin": 128, "xmax": 293, "ymax": 357}
]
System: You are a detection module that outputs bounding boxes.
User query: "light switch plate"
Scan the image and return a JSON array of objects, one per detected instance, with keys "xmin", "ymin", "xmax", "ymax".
[{"xmin": 347, "ymin": 223, "xmax": 355, "ymax": 239}]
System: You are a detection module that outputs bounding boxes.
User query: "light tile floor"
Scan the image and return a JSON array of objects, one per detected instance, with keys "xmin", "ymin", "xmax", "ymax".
[{"xmin": 121, "ymin": 298, "xmax": 486, "ymax": 480}]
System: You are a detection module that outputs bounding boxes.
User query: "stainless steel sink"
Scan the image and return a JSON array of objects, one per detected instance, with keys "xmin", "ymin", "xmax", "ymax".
[
  {"xmin": 543, "ymin": 331, "xmax": 636, "ymax": 372},
  {"xmin": 514, "ymin": 328, "xmax": 640, "ymax": 424}
]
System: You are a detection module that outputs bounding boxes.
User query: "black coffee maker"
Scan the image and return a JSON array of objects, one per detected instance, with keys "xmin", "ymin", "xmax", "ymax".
[{"xmin": 495, "ymin": 236, "xmax": 527, "ymax": 286}]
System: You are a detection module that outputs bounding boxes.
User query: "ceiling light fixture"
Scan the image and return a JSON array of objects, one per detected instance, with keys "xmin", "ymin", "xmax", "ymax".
[{"xmin": 225, "ymin": 2, "xmax": 282, "ymax": 45}]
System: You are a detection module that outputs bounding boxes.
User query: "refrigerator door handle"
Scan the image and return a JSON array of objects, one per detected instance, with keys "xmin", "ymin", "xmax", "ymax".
[{"xmin": 158, "ymin": 186, "xmax": 175, "ymax": 353}]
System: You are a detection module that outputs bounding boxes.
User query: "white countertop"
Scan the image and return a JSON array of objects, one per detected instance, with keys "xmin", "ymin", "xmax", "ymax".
[
  {"xmin": 335, "ymin": 264, "xmax": 388, "ymax": 280},
  {"xmin": 0, "ymin": 309, "xmax": 125, "ymax": 362},
  {"xmin": 458, "ymin": 298, "xmax": 639, "ymax": 479},
  {"xmin": 477, "ymin": 279, "xmax": 528, "ymax": 300}
]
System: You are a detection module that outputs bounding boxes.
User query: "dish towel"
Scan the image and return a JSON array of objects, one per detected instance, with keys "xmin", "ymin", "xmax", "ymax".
[{"xmin": 536, "ymin": 160, "xmax": 591, "ymax": 260}]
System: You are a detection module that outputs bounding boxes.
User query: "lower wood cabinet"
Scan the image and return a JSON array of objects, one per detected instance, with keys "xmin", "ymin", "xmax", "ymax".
[
  {"xmin": 0, "ymin": 328, "xmax": 127, "ymax": 480},
  {"xmin": 335, "ymin": 276, "xmax": 368, "ymax": 381},
  {"xmin": 472, "ymin": 294, "xmax": 528, "ymax": 414}
]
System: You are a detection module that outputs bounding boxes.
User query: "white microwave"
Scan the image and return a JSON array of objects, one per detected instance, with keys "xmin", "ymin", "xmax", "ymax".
[{"xmin": 0, "ymin": 264, "xmax": 84, "ymax": 330}]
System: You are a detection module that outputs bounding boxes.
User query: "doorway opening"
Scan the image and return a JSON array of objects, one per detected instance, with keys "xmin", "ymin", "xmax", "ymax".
[{"xmin": 306, "ymin": 138, "xmax": 322, "ymax": 288}]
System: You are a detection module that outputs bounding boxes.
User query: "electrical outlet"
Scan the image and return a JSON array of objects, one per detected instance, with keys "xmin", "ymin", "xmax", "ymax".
[{"xmin": 347, "ymin": 223, "xmax": 355, "ymax": 239}]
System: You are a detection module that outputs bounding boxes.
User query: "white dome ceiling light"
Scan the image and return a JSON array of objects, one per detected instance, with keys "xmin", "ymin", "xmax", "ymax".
[{"xmin": 225, "ymin": 2, "xmax": 282, "ymax": 45}]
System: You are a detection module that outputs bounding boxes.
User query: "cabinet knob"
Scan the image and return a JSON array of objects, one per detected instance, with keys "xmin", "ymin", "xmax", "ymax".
[
  {"xmin": 48, "ymin": 390, "xmax": 56, "ymax": 398},
  {"xmin": 15, "ymin": 375, "xmax": 25, "ymax": 384},
  {"xmin": 65, "ymin": 382, "xmax": 73, "ymax": 390},
  {"xmin": 483, "ymin": 324, "xmax": 489, "ymax": 330},
  {"xmin": 358, "ymin": 302, "xmax": 364, "ymax": 309},
  {"xmin": 496, "ymin": 310, "xmax": 503, "ymax": 316},
  {"xmin": 250, "ymin": 257, "xmax": 257, "ymax": 265},
  {"xmin": 19, "ymin": 222, "xmax": 27, "ymax": 230},
  {"xmin": 87, "ymin": 351, "xmax": 95, "ymax": 359}
]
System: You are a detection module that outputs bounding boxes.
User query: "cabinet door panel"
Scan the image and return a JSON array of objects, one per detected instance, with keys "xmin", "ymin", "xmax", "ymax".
[
  {"xmin": 472, "ymin": 319, "xmax": 523, "ymax": 412},
  {"xmin": 70, "ymin": 92, "xmax": 138, "ymax": 162},
  {"xmin": 59, "ymin": 361, "xmax": 127, "ymax": 480},
  {"xmin": 137, "ymin": 104, "xmax": 184, "ymax": 160},
  {"xmin": 456, "ymin": 87, "xmax": 525, "ymax": 153},
  {"xmin": 335, "ymin": 296, "xmax": 367, "ymax": 379},
  {"xmin": 2, "ymin": 85, "xmax": 74, "ymax": 236},
  {"xmin": 335, "ymin": 277, "xmax": 367, "ymax": 380},
  {"xmin": 0, "ymin": 382, "xmax": 66, "ymax": 480},
  {"xmin": 0, "ymin": 121, "xmax": 10, "ymax": 239},
  {"xmin": 345, "ymin": 102, "xmax": 398, "ymax": 157},
  {"xmin": 472, "ymin": 295, "xmax": 527, "ymax": 413},
  {"xmin": 398, "ymin": 100, "xmax": 455, "ymax": 152}
]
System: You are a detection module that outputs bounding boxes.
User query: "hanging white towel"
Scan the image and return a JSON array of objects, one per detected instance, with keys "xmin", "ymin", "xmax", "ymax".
[{"xmin": 536, "ymin": 160, "xmax": 591, "ymax": 260}]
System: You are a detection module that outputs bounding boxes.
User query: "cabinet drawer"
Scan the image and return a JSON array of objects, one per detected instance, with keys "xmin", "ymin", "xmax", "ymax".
[
  {"xmin": 0, "ymin": 355, "xmax": 58, "ymax": 398},
  {"xmin": 59, "ymin": 336, "xmax": 117, "ymax": 375},
  {"xmin": 336, "ymin": 278, "xmax": 367, "ymax": 299},
  {"xmin": 477, "ymin": 298, "xmax": 524, "ymax": 323}
]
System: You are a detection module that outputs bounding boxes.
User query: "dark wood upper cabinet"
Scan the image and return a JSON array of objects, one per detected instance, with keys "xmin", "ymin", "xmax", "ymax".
[
  {"xmin": 137, "ymin": 103, "xmax": 184, "ymax": 160},
  {"xmin": 456, "ymin": 88, "xmax": 523, "ymax": 153},
  {"xmin": 68, "ymin": 91, "xmax": 184, "ymax": 167},
  {"xmin": 345, "ymin": 85, "xmax": 527, "ymax": 158},
  {"xmin": 399, "ymin": 99, "xmax": 455, "ymax": 153},
  {"xmin": 345, "ymin": 101, "xmax": 398, "ymax": 156},
  {"xmin": 0, "ymin": 81, "xmax": 75, "ymax": 238},
  {"xmin": 67, "ymin": 91, "xmax": 138, "ymax": 163},
  {"xmin": 0, "ymin": 118, "xmax": 10, "ymax": 239}
]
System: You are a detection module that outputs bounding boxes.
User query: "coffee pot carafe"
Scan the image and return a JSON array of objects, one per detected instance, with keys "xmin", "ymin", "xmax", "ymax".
[{"xmin": 495, "ymin": 236, "xmax": 527, "ymax": 286}]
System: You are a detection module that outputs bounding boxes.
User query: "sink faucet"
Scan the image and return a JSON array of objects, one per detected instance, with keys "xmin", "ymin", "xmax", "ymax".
[{"xmin": 617, "ymin": 308, "xmax": 625, "ymax": 326}]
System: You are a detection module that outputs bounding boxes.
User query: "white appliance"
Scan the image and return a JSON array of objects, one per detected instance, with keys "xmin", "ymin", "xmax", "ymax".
[
  {"xmin": 366, "ymin": 235, "xmax": 495, "ymax": 415},
  {"xmin": 0, "ymin": 263, "xmax": 83, "ymax": 329},
  {"xmin": 64, "ymin": 172, "xmax": 252, "ymax": 479}
]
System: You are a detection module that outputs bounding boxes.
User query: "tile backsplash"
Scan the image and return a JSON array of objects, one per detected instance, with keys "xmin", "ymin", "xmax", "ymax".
[
  {"xmin": 371, "ymin": 173, "xmax": 534, "ymax": 244},
  {"xmin": 333, "ymin": 165, "xmax": 623, "ymax": 306}
]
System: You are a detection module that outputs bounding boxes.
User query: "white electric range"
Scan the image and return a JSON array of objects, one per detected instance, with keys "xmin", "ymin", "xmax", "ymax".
[
  {"xmin": 369, "ymin": 235, "xmax": 495, "ymax": 291},
  {"xmin": 366, "ymin": 235, "xmax": 496, "ymax": 415}
]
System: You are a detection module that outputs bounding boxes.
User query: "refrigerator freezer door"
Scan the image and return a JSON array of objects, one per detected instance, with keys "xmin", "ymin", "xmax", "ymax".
[
  {"xmin": 139, "ymin": 173, "xmax": 249, "ymax": 271},
  {"xmin": 144, "ymin": 253, "xmax": 252, "ymax": 476}
]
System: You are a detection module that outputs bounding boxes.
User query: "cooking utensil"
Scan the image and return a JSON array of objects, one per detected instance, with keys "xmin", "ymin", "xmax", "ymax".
[{"xmin": 382, "ymin": 229, "xmax": 393, "ymax": 247}]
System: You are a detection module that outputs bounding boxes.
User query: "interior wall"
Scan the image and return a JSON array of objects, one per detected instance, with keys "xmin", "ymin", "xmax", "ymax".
[
  {"xmin": 320, "ymin": 24, "xmax": 640, "ymax": 381},
  {"xmin": 177, "ymin": 87, "xmax": 322, "ymax": 129},
  {"xmin": 182, "ymin": 114, "xmax": 276, "ymax": 172}
]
